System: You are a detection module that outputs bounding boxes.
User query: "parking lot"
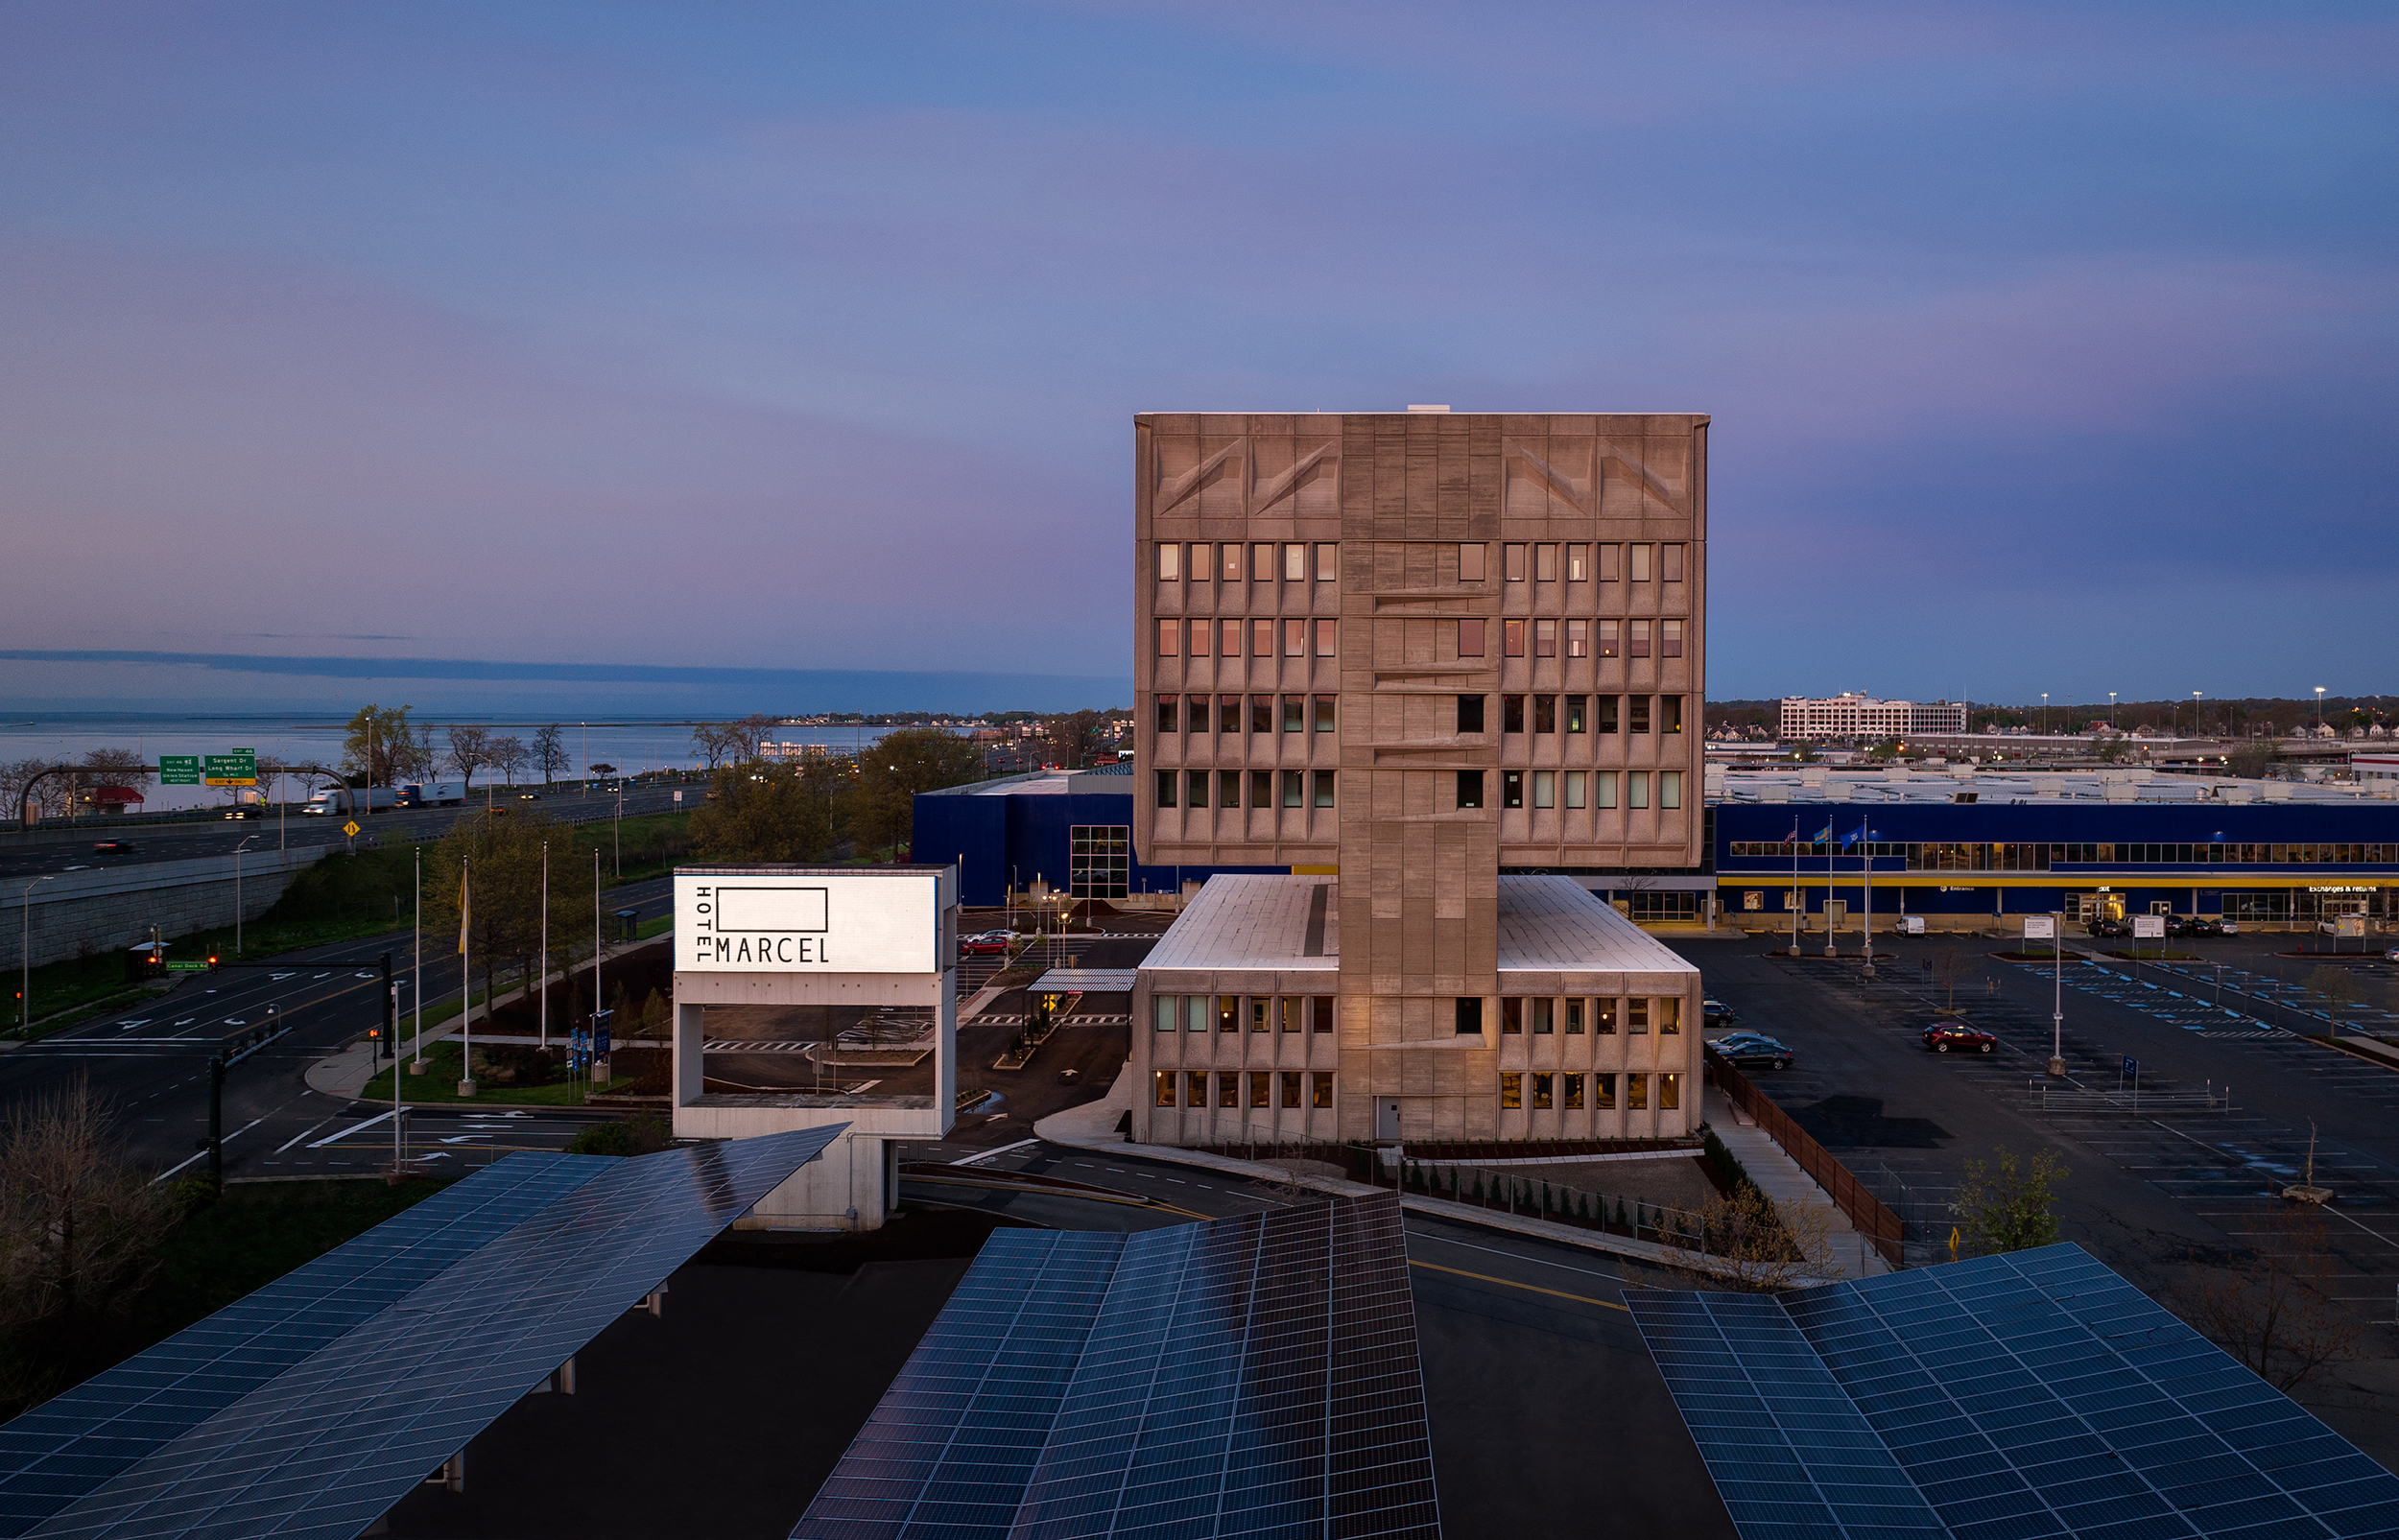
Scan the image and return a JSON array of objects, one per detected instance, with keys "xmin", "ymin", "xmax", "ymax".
[{"xmin": 1681, "ymin": 933, "xmax": 2399, "ymax": 1467}]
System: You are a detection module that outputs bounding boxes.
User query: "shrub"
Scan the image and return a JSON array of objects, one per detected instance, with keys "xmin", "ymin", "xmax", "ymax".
[{"xmin": 563, "ymin": 1115, "xmax": 674, "ymax": 1157}]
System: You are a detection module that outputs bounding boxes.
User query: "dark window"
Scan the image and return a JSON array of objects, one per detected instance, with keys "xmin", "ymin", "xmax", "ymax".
[
  {"xmin": 1156, "ymin": 770, "xmax": 1177, "ymax": 808},
  {"xmin": 1312, "ymin": 770, "xmax": 1336, "ymax": 808},
  {"xmin": 1505, "ymin": 543, "xmax": 1526, "ymax": 581},
  {"xmin": 1661, "ymin": 695, "xmax": 1682, "ymax": 734},
  {"xmin": 1157, "ymin": 698, "xmax": 1178, "ymax": 732},
  {"xmin": 1455, "ymin": 997, "xmax": 1483, "ymax": 1034},
  {"xmin": 1219, "ymin": 696, "xmax": 1240, "ymax": 734},
  {"xmin": 1281, "ymin": 1071, "xmax": 1302, "ymax": 1108},
  {"xmin": 1218, "ymin": 1073, "xmax": 1239, "ymax": 1108},
  {"xmin": 1501, "ymin": 998, "xmax": 1522, "ymax": 1033},
  {"xmin": 1597, "ymin": 695, "xmax": 1620, "ymax": 734},
  {"xmin": 1250, "ymin": 696, "xmax": 1272, "ymax": 734},
  {"xmin": 1564, "ymin": 1073, "xmax": 1584, "ymax": 1110},
  {"xmin": 1532, "ymin": 998, "xmax": 1553, "ymax": 1034},
  {"xmin": 1458, "ymin": 694, "xmax": 1485, "ymax": 733},
  {"xmin": 1630, "ymin": 697, "xmax": 1651, "ymax": 734},
  {"xmin": 1532, "ymin": 1073, "xmax": 1554, "ymax": 1110},
  {"xmin": 1456, "ymin": 770, "xmax": 1484, "ymax": 810},
  {"xmin": 1314, "ymin": 696, "xmax": 1337, "ymax": 732},
  {"xmin": 1534, "ymin": 695, "xmax": 1556, "ymax": 734},
  {"xmin": 1219, "ymin": 770, "xmax": 1241, "ymax": 808},
  {"xmin": 1310, "ymin": 997, "xmax": 1333, "ymax": 1031},
  {"xmin": 1594, "ymin": 1074, "xmax": 1616, "ymax": 1109},
  {"xmin": 1282, "ymin": 696, "xmax": 1303, "ymax": 732},
  {"xmin": 1503, "ymin": 770, "xmax": 1525, "ymax": 809},
  {"xmin": 1249, "ymin": 770, "xmax": 1271, "ymax": 807},
  {"xmin": 1565, "ymin": 696, "xmax": 1586, "ymax": 733},
  {"xmin": 1311, "ymin": 1071, "xmax": 1334, "ymax": 1108},
  {"xmin": 1662, "ymin": 543, "xmax": 1684, "ymax": 582},
  {"xmin": 1281, "ymin": 770, "xmax": 1303, "ymax": 808},
  {"xmin": 1503, "ymin": 695, "xmax": 1526, "ymax": 733}
]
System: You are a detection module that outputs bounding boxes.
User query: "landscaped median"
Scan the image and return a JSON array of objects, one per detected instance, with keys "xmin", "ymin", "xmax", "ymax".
[{"xmin": 358, "ymin": 1039, "xmax": 653, "ymax": 1106}]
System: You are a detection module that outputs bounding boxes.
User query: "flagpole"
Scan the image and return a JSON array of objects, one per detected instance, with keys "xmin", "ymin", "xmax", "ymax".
[
  {"xmin": 458, "ymin": 857, "xmax": 475, "ymax": 1097},
  {"xmin": 1824, "ymin": 814, "xmax": 1839, "ymax": 957},
  {"xmin": 1790, "ymin": 817, "xmax": 1801, "ymax": 957},
  {"xmin": 1861, "ymin": 817, "xmax": 1876, "ymax": 977},
  {"xmin": 592, "ymin": 848, "xmax": 604, "ymax": 1088},
  {"xmin": 412, "ymin": 847, "xmax": 423, "ymax": 1070},
  {"xmin": 539, "ymin": 841, "xmax": 549, "ymax": 1051}
]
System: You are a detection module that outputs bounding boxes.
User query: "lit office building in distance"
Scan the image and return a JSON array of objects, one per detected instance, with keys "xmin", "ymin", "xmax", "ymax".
[
  {"xmin": 1130, "ymin": 411, "xmax": 1707, "ymax": 1147},
  {"xmin": 1779, "ymin": 694, "xmax": 1969, "ymax": 740}
]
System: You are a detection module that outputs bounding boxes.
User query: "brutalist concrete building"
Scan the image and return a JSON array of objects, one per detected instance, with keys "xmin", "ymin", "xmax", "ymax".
[{"xmin": 1129, "ymin": 410, "xmax": 1707, "ymax": 1147}]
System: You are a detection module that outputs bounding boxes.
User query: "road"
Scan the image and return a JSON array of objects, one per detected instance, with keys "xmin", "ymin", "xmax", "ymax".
[
  {"xmin": 0, "ymin": 784, "xmax": 695, "ymax": 879},
  {"xmin": 0, "ymin": 877, "xmax": 678, "ymax": 1180},
  {"xmin": 1683, "ymin": 930, "xmax": 2399, "ymax": 1469}
]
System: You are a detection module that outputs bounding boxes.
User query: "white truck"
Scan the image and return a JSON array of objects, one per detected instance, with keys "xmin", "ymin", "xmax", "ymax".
[
  {"xmin": 397, "ymin": 782, "xmax": 466, "ymax": 807},
  {"xmin": 304, "ymin": 786, "xmax": 397, "ymax": 816}
]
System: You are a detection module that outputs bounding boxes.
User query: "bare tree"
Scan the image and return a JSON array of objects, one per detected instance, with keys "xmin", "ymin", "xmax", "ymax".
[
  {"xmin": 2174, "ymin": 1206, "xmax": 2363, "ymax": 1391},
  {"xmin": 729, "ymin": 714, "xmax": 780, "ymax": 765},
  {"xmin": 690, "ymin": 722, "xmax": 740, "ymax": 772},
  {"xmin": 443, "ymin": 724, "xmax": 494, "ymax": 792},
  {"xmin": 0, "ymin": 1079, "xmax": 178, "ymax": 1331},
  {"xmin": 533, "ymin": 723, "xmax": 569, "ymax": 785},
  {"xmin": 1665, "ymin": 1186, "xmax": 1845, "ymax": 1289},
  {"xmin": 487, "ymin": 735, "xmax": 530, "ymax": 789},
  {"xmin": 1929, "ymin": 942, "xmax": 1975, "ymax": 1011}
]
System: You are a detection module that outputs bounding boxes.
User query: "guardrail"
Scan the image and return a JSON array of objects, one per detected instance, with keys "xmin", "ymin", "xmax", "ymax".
[{"xmin": 1710, "ymin": 1056, "xmax": 1906, "ymax": 1267}]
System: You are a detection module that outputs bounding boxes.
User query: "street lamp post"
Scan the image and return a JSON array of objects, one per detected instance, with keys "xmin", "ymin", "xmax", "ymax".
[
  {"xmin": 19, "ymin": 875, "xmax": 59, "ymax": 1033},
  {"xmin": 233, "ymin": 837, "xmax": 258, "ymax": 956},
  {"xmin": 2041, "ymin": 693, "xmax": 2049, "ymax": 736},
  {"xmin": 2193, "ymin": 692, "xmax": 2203, "ymax": 743},
  {"xmin": 2108, "ymin": 692, "xmax": 2117, "ymax": 732},
  {"xmin": 2315, "ymin": 686, "xmax": 2326, "ymax": 733}
]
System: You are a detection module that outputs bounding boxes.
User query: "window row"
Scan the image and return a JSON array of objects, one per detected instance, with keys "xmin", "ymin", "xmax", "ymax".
[
  {"xmin": 1495, "ymin": 996, "xmax": 1681, "ymax": 1033},
  {"xmin": 1156, "ymin": 617, "xmax": 1339, "ymax": 658},
  {"xmin": 1157, "ymin": 770, "xmax": 1337, "ymax": 809},
  {"xmin": 1722, "ymin": 841, "xmax": 2399, "ymax": 871},
  {"xmin": 1501, "ymin": 1071, "xmax": 1679, "ymax": 1111},
  {"xmin": 1456, "ymin": 769, "xmax": 1683, "ymax": 811},
  {"xmin": 1458, "ymin": 618, "xmax": 1685, "ymax": 659},
  {"xmin": 1154, "ymin": 994, "xmax": 1336, "ymax": 1031},
  {"xmin": 1157, "ymin": 694, "xmax": 1336, "ymax": 734},
  {"xmin": 1155, "ymin": 1069, "xmax": 1336, "ymax": 1108},
  {"xmin": 1156, "ymin": 542, "xmax": 1337, "ymax": 583},
  {"xmin": 1462, "ymin": 543, "xmax": 1687, "ymax": 584},
  {"xmin": 1461, "ymin": 693, "xmax": 1684, "ymax": 735},
  {"xmin": 1068, "ymin": 825, "xmax": 1130, "ymax": 900}
]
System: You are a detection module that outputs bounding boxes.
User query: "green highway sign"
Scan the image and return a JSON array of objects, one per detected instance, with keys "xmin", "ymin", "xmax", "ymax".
[
  {"xmin": 159, "ymin": 755, "xmax": 202, "ymax": 786},
  {"xmin": 166, "ymin": 960, "xmax": 211, "ymax": 972},
  {"xmin": 203, "ymin": 749, "xmax": 258, "ymax": 787}
]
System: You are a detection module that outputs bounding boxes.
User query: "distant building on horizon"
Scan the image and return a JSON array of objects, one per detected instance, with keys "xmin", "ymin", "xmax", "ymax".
[{"xmin": 1780, "ymin": 694, "xmax": 1967, "ymax": 740}]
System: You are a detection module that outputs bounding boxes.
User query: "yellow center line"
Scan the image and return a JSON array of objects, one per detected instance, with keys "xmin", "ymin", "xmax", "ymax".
[{"xmin": 1408, "ymin": 1258, "xmax": 1629, "ymax": 1312}]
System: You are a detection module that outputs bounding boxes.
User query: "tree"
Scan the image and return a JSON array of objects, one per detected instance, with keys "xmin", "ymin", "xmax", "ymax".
[
  {"xmin": 0, "ymin": 1079, "xmax": 178, "ymax": 1331},
  {"xmin": 487, "ymin": 735, "xmax": 530, "ymax": 789},
  {"xmin": 533, "ymin": 724, "xmax": 569, "ymax": 785},
  {"xmin": 690, "ymin": 723, "xmax": 744, "ymax": 772},
  {"xmin": 844, "ymin": 726, "xmax": 984, "ymax": 861},
  {"xmin": 691, "ymin": 760, "xmax": 843, "ymax": 863},
  {"xmin": 425, "ymin": 811, "xmax": 597, "ymax": 1026},
  {"xmin": 1045, "ymin": 709, "xmax": 1107, "ymax": 770},
  {"xmin": 2174, "ymin": 1206, "xmax": 2363, "ymax": 1391},
  {"xmin": 1929, "ymin": 942, "xmax": 1975, "ymax": 1011},
  {"xmin": 443, "ymin": 724, "xmax": 494, "ymax": 792},
  {"xmin": 2308, "ymin": 966, "xmax": 2365, "ymax": 1033},
  {"xmin": 1951, "ymin": 1147, "xmax": 2067, "ymax": 1255},
  {"xmin": 1663, "ymin": 1186, "xmax": 1844, "ymax": 1288},
  {"xmin": 341, "ymin": 705, "xmax": 416, "ymax": 787}
]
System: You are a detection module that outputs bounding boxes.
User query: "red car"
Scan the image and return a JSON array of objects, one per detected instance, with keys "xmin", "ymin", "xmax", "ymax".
[
  {"xmin": 92, "ymin": 840, "xmax": 139, "ymax": 854},
  {"xmin": 961, "ymin": 930, "xmax": 1015, "ymax": 957},
  {"xmin": 1924, "ymin": 1022, "xmax": 1996, "ymax": 1054}
]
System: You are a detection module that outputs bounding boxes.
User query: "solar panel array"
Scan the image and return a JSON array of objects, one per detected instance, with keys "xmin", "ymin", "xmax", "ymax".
[
  {"xmin": 795, "ymin": 1190, "xmax": 1441, "ymax": 1540},
  {"xmin": 2, "ymin": 1126, "xmax": 842, "ymax": 1540},
  {"xmin": 1628, "ymin": 1243, "xmax": 2399, "ymax": 1540}
]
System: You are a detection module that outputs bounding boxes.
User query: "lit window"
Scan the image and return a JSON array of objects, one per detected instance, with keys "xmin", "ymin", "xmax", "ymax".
[
  {"xmin": 1284, "ymin": 542, "xmax": 1306, "ymax": 580},
  {"xmin": 1566, "ymin": 544, "xmax": 1587, "ymax": 581},
  {"xmin": 1505, "ymin": 619, "xmax": 1525, "ymax": 656},
  {"xmin": 1157, "ymin": 544, "xmax": 1180, "ymax": 580},
  {"xmin": 1218, "ymin": 996, "xmax": 1238, "ymax": 1031},
  {"xmin": 1564, "ymin": 1073, "xmax": 1584, "ymax": 1109},
  {"xmin": 1279, "ymin": 997, "xmax": 1300, "ymax": 1031},
  {"xmin": 1311, "ymin": 1071, "xmax": 1333, "ymax": 1108},
  {"xmin": 1458, "ymin": 618, "xmax": 1485, "ymax": 657},
  {"xmin": 1156, "ymin": 1071, "xmax": 1176, "ymax": 1106},
  {"xmin": 1221, "ymin": 543, "xmax": 1243, "ymax": 581},
  {"xmin": 1460, "ymin": 543, "xmax": 1485, "ymax": 581},
  {"xmin": 1658, "ymin": 998, "xmax": 1681, "ymax": 1033},
  {"xmin": 1597, "ymin": 999, "xmax": 1617, "ymax": 1033},
  {"xmin": 1594, "ymin": 1073, "xmax": 1616, "ymax": 1109},
  {"xmin": 1565, "ymin": 696, "xmax": 1585, "ymax": 732},
  {"xmin": 1284, "ymin": 618, "xmax": 1306, "ymax": 656},
  {"xmin": 1534, "ymin": 770, "xmax": 1555, "ymax": 809},
  {"xmin": 1628, "ymin": 998, "xmax": 1649, "ymax": 1032},
  {"xmin": 1628, "ymin": 1073, "xmax": 1649, "ymax": 1110},
  {"xmin": 1535, "ymin": 618, "xmax": 1556, "ymax": 657},
  {"xmin": 1567, "ymin": 619, "xmax": 1587, "ymax": 658},
  {"xmin": 1564, "ymin": 770, "xmax": 1585, "ymax": 808},
  {"xmin": 1532, "ymin": 1073, "xmax": 1554, "ymax": 1109},
  {"xmin": 1660, "ymin": 1072, "xmax": 1679, "ymax": 1111},
  {"xmin": 1662, "ymin": 696, "xmax": 1683, "ymax": 734},
  {"xmin": 1251, "ymin": 998, "xmax": 1270, "ymax": 1032},
  {"xmin": 1599, "ymin": 620, "xmax": 1619, "ymax": 658},
  {"xmin": 1500, "ymin": 1073, "xmax": 1522, "ymax": 1109}
]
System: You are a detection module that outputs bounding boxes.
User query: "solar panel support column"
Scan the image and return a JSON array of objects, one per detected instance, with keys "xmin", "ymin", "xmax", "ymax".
[{"xmin": 205, "ymin": 1055, "xmax": 225, "ymax": 1195}]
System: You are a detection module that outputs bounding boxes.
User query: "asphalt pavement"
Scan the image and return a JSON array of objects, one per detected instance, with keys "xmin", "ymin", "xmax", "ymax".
[
  {"xmin": 0, "ymin": 876, "xmax": 677, "ymax": 1182},
  {"xmin": 0, "ymin": 784, "xmax": 694, "ymax": 879}
]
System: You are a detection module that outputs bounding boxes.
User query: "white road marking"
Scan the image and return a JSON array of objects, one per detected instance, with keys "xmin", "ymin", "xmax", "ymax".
[
  {"xmin": 149, "ymin": 1117, "xmax": 266, "ymax": 1184},
  {"xmin": 310, "ymin": 1109, "xmax": 398, "ymax": 1147},
  {"xmin": 274, "ymin": 1115, "xmax": 341, "ymax": 1152},
  {"xmin": 952, "ymin": 1138, "xmax": 1039, "ymax": 1166}
]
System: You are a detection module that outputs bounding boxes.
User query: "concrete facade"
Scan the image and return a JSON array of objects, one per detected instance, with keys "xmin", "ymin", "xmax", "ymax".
[
  {"xmin": 1, "ymin": 847, "xmax": 323, "ymax": 972},
  {"xmin": 1132, "ymin": 411, "xmax": 1710, "ymax": 1144}
]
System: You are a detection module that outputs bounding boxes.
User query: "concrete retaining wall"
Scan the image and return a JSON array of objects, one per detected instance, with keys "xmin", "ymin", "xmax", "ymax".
[{"xmin": 0, "ymin": 847, "xmax": 327, "ymax": 972}]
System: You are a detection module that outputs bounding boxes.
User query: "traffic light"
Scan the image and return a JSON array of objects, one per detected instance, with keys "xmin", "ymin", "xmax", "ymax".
[{"xmin": 206, "ymin": 954, "xmax": 220, "ymax": 971}]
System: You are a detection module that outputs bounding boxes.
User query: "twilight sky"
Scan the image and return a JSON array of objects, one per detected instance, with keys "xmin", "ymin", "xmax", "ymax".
[{"xmin": 2, "ymin": 2, "xmax": 2392, "ymax": 715}]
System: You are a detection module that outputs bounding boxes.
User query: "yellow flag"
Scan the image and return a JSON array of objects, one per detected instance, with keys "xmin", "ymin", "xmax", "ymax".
[{"xmin": 458, "ymin": 866, "xmax": 470, "ymax": 955}]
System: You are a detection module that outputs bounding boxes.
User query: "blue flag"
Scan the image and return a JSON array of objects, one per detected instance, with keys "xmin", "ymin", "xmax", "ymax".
[{"xmin": 1813, "ymin": 824, "xmax": 1833, "ymax": 842}]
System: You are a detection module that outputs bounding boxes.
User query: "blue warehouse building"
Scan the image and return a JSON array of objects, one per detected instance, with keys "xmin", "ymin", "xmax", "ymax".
[{"xmin": 924, "ymin": 769, "xmax": 2399, "ymax": 931}]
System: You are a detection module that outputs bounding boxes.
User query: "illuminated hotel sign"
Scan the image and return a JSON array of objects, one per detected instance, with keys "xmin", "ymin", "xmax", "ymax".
[{"xmin": 676, "ymin": 870, "xmax": 946, "ymax": 973}]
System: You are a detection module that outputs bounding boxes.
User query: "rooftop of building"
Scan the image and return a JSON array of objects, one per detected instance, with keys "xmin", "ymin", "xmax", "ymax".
[
  {"xmin": 1140, "ymin": 872, "xmax": 1696, "ymax": 977},
  {"xmin": 919, "ymin": 768, "xmax": 1136, "ymax": 797},
  {"xmin": 1704, "ymin": 766, "xmax": 2396, "ymax": 807}
]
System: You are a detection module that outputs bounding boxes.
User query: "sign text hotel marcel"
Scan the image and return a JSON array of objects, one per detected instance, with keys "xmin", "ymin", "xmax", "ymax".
[{"xmin": 675, "ymin": 870, "xmax": 946, "ymax": 975}]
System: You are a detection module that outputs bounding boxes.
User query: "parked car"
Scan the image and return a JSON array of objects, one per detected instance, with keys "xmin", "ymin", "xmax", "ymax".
[
  {"xmin": 1702, "ymin": 998, "xmax": 1739, "ymax": 1028},
  {"xmin": 1924, "ymin": 1021, "xmax": 1997, "ymax": 1054},
  {"xmin": 2219, "ymin": 919, "xmax": 2241, "ymax": 936},
  {"xmin": 2183, "ymin": 917, "xmax": 2225, "ymax": 937},
  {"xmin": 92, "ymin": 840, "xmax": 138, "ymax": 854},
  {"xmin": 2087, "ymin": 918, "xmax": 2131, "ymax": 939},
  {"xmin": 1711, "ymin": 1035, "xmax": 1794, "ymax": 1070},
  {"xmin": 961, "ymin": 930, "xmax": 1014, "ymax": 957}
]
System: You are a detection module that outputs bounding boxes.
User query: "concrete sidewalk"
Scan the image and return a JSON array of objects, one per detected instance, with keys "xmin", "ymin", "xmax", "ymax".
[{"xmin": 1708, "ymin": 1086, "xmax": 1891, "ymax": 1276}]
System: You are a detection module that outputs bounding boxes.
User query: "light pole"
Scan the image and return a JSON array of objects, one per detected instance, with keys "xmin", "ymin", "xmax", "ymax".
[
  {"xmin": 2108, "ymin": 692, "xmax": 2117, "ymax": 732},
  {"xmin": 2041, "ymin": 693, "xmax": 2049, "ymax": 736},
  {"xmin": 2315, "ymin": 686, "xmax": 2326, "ymax": 734},
  {"xmin": 2193, "ymin": 692, "xmax": 2203, "ymax": 743},
  {"xmin": 19, "ymin": 875, "xmax": 59, "ymax": 1033},
  {"xmin": 233, "ymin": 836, "xmax": 258, "ymax": 956}
]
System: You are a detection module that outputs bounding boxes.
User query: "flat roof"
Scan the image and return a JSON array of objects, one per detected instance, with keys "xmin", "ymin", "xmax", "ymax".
[{"xmin": 1137, "ymin": 873, "xmax": 1696, "ymax": 978}]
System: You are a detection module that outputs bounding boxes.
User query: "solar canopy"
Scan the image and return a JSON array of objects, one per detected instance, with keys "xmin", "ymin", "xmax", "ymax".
[
  {"xmin": 795, "ymin": 1190, "xmax": 1441, "ymax": 1540},
  {"xmin": 0, "ymin": 1126, "xmax": 842, "ymax": 1540},
  {"xmin": 1628, "ymin": 1243, "xmax": 2399, "ymax": 1540}
]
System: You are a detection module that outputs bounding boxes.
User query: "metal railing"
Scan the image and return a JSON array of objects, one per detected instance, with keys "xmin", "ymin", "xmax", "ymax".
[{"xmin": 1711, "ymin": 1058, "xmax": 1906, "ymax": 1267}]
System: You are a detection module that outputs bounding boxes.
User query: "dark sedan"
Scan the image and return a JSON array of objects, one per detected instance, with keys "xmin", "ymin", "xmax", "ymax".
[
  {"xmin": 92, "ymin": 840, "xmax": 138, "ymax": 854},
  {"xmin": 2086, "ymin": 918, "xmax": 2131, "ymax": 939},
  {"xmin": 1924, "ymin": 1021, "xmax": 1997, "ymax": 1054},
  {"xmin": 1710, "ymin": 1035, "xmax": 1794, "ymax": 1071}
]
